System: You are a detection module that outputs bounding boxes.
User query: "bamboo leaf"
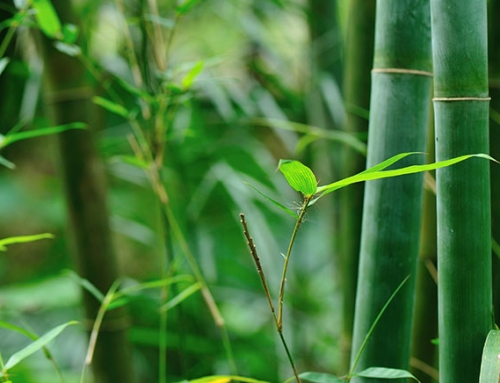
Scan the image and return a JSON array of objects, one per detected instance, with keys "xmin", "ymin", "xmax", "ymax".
[
  {"xmin": 160, "ymin": 282, "xmax": 201, "ymax": 312},
  {"xmin": 244, "ymin": 182, "xmax": 299, "ymax": 219},
  {"xmin": 32, "ymin": 0, "xmax": 62, "ymax": 39},
  {"xmin": 1, "ymin": 321, "xmax": 77, "ymax": 372},
  {"xmin": 251, "ymin": 117, "xmax": 367, "ymax": 155},
  {"xmin": 0, "ymin": 233, "xmax": 54, "ymax": 251},
  {"xmin": 92, "ymin": 96, "xmax": 130, "ymax": 119},
  {"xmin": 189, "ymin": 376, "xmax": 271, "ymax": 383},
  {"xmin": 354, "ymin": 367, "xmax": 420, "ymax": 382},
  {"xmin": 182, "ymin": 61, "xmax": 204, "ymax": 89},
  {"xmin": 1, "ymin": 122, "xmax": 87, "ymax": 148},
  {"xmin": 298, "ymin": 371, "xmax": 344, "ymax": 383},
  {"xmin": 0, "ymin": 155, "xmax": 15, "ymax": 169},
  {"xmin": 64, "ymin": 270, "xmax": 105, "ymax": 302},
  {"xmin": 350, "ymin": 276, "xmax": 410, "ymax": 375},
  {"xmin": 315, "ymin": 153, "xmax": 497, "ymax": 200},
  {"xmin": 0, "ymin": 58, "xmax": 10, "ymax": 77},
  {"xmin": 479, "ymin": 330, "xmax": 500, "ymax": 383},
  {"xmin": 278, "ymin": 159, "xmax": 317, "ymax": 197},
  {"xmin": 176, "ymin": 0, "xmax": 201, "ymax": 14}
]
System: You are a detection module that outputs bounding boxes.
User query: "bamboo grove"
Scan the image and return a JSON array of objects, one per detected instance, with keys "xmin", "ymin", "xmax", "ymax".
[{"xmin": 0, "ymin": 0, "xmax": 499, "ymax": 383}]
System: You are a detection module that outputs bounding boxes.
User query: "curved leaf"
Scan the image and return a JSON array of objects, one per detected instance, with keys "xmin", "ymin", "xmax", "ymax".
[
  {"xmin": 315, "ymin": 153, "xmax": 497, "ymax": 200},
  {"xmin": 479, "ymin": 330, "xmax": 500, "ymax": 383},
  {"xmin": 354, "ymin": 367, "xmax": 420, "ymax": 382},
  {"xmin": 0, "ymin": 233, "xmax": 54, "ymax": 251},
  {"xmin": 298, "ymin": 371, "xmax": 344, "ymax": 383},
  {"xmin": 2, "ymin": 321, "xmax": 78, "ymax": 373},
  {"xmin": 32, "ymin": 0, "xmax": 62, "ymax": 39},
  {"xmin": 279, "ymin": 160, "xmax": 317, "ymax": 197}
]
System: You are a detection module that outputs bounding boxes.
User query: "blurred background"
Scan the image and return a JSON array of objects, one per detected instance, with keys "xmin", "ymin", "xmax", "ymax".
[{"xmin": 0, "ymin": 0, "xmax": 370, "ymax": 382}]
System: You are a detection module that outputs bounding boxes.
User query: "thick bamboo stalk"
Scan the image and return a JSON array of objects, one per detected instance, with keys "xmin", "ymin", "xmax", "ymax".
[
  {"xmin": 349, "ymin": 0, "xmax": 431, "ymax": 381},
  {"xmin": 431, "ymin": 1, "xmax": 493, "ymax": 382},
  {"xmin": 488, "ymin": 0, "xmax": 500, "ymax": 324},
  {"xmin": 42, "ymin": 2, "xmax": 136, "ymax": 383},
  {"xmin": 339, "ymin": 0, "xmax": 375, "ymax": 369}
]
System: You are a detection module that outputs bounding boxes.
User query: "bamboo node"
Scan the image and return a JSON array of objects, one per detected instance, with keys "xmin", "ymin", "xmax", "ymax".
[
  {"xmin": 371, "ymin": 68, "xmax": 433, "ymax": 77},
  {"xmin": 432, "ymin": 96, "xmax": 491, "ymax": 102}
]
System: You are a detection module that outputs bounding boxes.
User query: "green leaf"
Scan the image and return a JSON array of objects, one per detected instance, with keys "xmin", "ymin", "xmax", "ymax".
[
  {"xmin": 1, "ymin": 122, "xmax": 86, "ymax": 148},
  {"xmin": 182, "ymin": 61, "xmax": 204, "ymax": 89},
  {"xmin": 278, "ymin": 160, "xmax": 317, "ymax": 197},
  {"xmin": 111, "ymin": 155, "xmax": 150, "ymax": 169},
  {"xmin": 244, "ymin": 182, "xmax": 299, "ymax": 219},
  {"xmin": 0, "ymin": 233, "xmax": 54, "ymax": 251},
  {"xmin": 176, "ymin": 0, "xmax": 201, "ymax": 14},
  {"xmin": 315, "ymin": 153, "xmax": 497, "ymax": 201},
  {"xmin": 251, "ymin": 117, "xmax": 367, "ymax": 155},
  {"xmin": 1, "ymin": 321, "xmax": 77, "ymax": 373},
  {"xmin": 0, "ymin": 58, "xmax": 10, "ymax": 77},
  {"xmin": 0, "ymin": 321, "xmax": 54, "ymax": 360},
  {"xmin": 54, "ymin": 41, "xmax": 81, "ymax": 57},
  {"xmin": 479, "ymin": 330, "xmax": 500, "ymax": 383},
  {"xmin": 64, "ymin": 270, "xmax": 105, "ymax": 302},
  {"xmin": 0, "ymin": 155, "xmax": 15, "ymax": 169},
  {"xmin": 32, "ymin": 0, "xmax": 62, "ymax": 39},
  {"xmin": 355, "ymin": 367, "xmax": 420, "ymax": 382},
  {"xmin": 189, "ymin": 375, "xmax": 271, "ymax": 383},
  {"xmin": 298, "ymin": 372, "xmax": 344, "ymax": 383},
  {"xmin": 61, "ymin": 23, "xmax": 78, "ymax": 44},
  {"xmin": 92, "ymin": 96, "xmax": 130, "ymax": 119},
  {"xmin": 160, "ymin": 282, "xmax": 201, "ymax": 311}
]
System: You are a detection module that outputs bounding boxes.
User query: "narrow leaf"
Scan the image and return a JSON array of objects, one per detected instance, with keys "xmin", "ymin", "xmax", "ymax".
[
  {"xmin": 0, "ymin": 233, "xmax": 54, "ymax": 251},
  {"xmin": 160, "ymin": 282, "xmax": 201, "ymax": 312},
  {"xmin": 32, "ymin": 0, "xmax": 62, "ymax": 39},
  {"xmin": 316, "ymin": 153, "xmax": 497, "ymax": 199},
  {"xmin": 176, "ymin": 0, "xmax": 201, "ymax": 14},
  {"xmin": 244, "ymin": 182, "xmax": 298, "ymax": 219},
  {"xmin": 1, "ymin": 122, "xmax": 86, "ymax": 148},
  {"xmin": 0, "ymin": 155, "xmax": 15, "ymax": 169},
  {"xmin": 92, "ymin": 96, "xmax": 130, "ymax": 119},
  {"xmin": 0, "ymin": 321, "xmax": 38, "ymax": 340},
  {"xmin": 3, "ymin": 321, "xmax": 77, "ymax": 371},
  {"xmin": 190, "ymin": 376, "xmax": 271, "ymax": 383},
  {"xmin": 54, "ymin": 42, "xmax": 81, "ymax": 57},
  {"xmin": 0, "ymin": 58, "xmax": 10, "ymax": 77},
  {"xmin": 182, "ymin": 61, "xmax": 204, "ymax": 89},
  {"xmin": 355, "ymin": 367, "xmax": 420, "ymax": 382},
  {"xmin": 350, "ymin": 276, "xmax": 410, "ymax": 375},
  {"xmin": 278, "ymin": 160, "xmax": 317, "ymax": 197},
  {"xmin": 479, "ymin": 330, "xmax": 500, "ymax": 383},
  {"xmin": 298, "ymin": 371, "xmax": 344, "ymax": 383},
  {"xmin": 65, "ymin": 270, "xmax": 105, "ymax": 302}
]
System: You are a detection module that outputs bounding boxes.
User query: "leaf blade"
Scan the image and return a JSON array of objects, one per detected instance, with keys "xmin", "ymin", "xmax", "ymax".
[
  {"xmin": 3, "ymin": 321, "xmax": 78, "ymax": 371},
  {"xmin": 278, "ymin": 160, "xmax": 317, "ymax": 197}
]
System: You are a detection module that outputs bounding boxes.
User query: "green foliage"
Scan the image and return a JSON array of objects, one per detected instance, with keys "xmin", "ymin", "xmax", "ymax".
[
  {"xmin": 0, "ymin": 321, "xmax": 77, "ymax": 378},
  {"xmin": 479, "ymin": 330, "xmax": 500, "ymax": 383}
]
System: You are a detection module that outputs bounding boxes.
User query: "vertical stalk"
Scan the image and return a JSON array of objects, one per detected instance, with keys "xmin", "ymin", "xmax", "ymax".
[
  {"xmin": 431, "ymin": 0, "xmax": 493, "ymax": 382},
  {"xmin": 41, "ymin": 2, "xmax": 136, "ymax": 383},
  {"xmin": 339, "ymin": 0, "xmax": 375, "ymax": 369},
  {"xmin": 349, "ymin": 0, "xmax": 432, "ymax": 381},
  {"xmin": 410, "ymin": 121, "xmax": 438, "ymax": 383},
  {"xmin": 488, "ymin": 0, "xmax": 500, "ymax": 324}
]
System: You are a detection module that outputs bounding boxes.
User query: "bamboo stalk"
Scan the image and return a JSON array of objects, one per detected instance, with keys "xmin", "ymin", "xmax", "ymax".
[
  {"xmin": 349, "ymin": 0, "xmax": 432, "ymax": 381},
  {"xmin": 431, "ymin": 1, "xmax": 493, "ymax": 381},
  {"xmin": 41, "ymin": 2, "xmax": 136, "ymax": 382},
  {"xmin": 339, "ymin": 0, "xmax": 375, "ymax": 369}
]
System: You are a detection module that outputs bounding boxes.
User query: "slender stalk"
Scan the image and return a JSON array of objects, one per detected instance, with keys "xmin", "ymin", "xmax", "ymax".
[
  {"xmin": 277, "ymin": 196, "xmax": 311, "ymax": 331},
  {"xmin": 349, "ymin": 0, "xmax": 432, "ymax": 381},
  {"xmin": 431, "ymin": 0, "xmax": 493, "ymax": 381},
  {"xmin": 239, "ymin": 213, "xmax": 301, "ymax": 383}
]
